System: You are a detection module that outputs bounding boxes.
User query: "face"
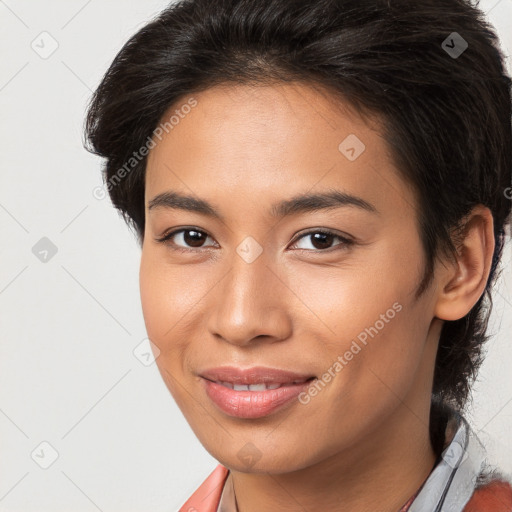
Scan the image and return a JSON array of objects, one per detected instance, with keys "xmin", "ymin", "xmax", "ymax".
[{"xmin": 139, "ymin": 82, "xmax": 441, "ymax": 473}]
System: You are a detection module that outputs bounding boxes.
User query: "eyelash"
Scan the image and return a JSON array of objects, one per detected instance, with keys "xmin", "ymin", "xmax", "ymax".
[{"xmin": 154, "ymin": 227, "xmax": 354, "ymax": 254}]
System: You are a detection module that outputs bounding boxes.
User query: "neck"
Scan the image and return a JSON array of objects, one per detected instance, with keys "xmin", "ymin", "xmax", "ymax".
[{"xmin": 231, "ymin": 402, "xmax": 437, "ymax": 512}]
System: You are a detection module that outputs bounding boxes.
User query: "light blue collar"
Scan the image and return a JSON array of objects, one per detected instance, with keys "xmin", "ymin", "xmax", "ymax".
[{"xmin": 408, "ymin": 412, "xmax": 485, "ymax": 512}]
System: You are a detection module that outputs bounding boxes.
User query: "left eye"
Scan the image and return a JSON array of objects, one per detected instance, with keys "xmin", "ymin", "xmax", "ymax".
[{"xmin": 290, "ymin": 230, "xmax": 353, "ymax": 251}]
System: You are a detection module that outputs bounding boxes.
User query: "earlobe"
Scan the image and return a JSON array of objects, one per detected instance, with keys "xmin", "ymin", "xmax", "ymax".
[{"xmin": 434, "ymin": 205, "xmax": 495, "ymax": 322}]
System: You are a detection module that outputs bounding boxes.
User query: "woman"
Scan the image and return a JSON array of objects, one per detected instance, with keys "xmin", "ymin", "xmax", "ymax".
[{"xmin": 84, "ymin": 0, "xmax": 512, "ymax": 510}]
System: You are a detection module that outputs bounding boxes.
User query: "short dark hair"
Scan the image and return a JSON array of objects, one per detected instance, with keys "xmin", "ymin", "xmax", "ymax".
[{"xmin": 84, "ymin": 0, "xmax": 511, "ymax": 455}]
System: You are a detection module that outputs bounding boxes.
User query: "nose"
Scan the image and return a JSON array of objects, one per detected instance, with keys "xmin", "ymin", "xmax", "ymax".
[{"xmin": 206, "ymin": 248, "xmax": 293, "ymax": 347}]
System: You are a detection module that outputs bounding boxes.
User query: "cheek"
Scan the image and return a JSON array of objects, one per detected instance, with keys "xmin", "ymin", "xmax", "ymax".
[
  {"xmin": 139, "ymin": 250, "xmax": 201, "ymax": 340},
  {"xmin": 301, "ymin": 309, "xmax": 430, "ymax": 453},
  {"xmin": 139, "ymin": 254, "xmax": 165, "ymax": 338},
  {"xmin": 139, "ymin": 257, "xmax": 182, "ymax": 376},
  {"xmin": 284, "ymin": 257, "xmax": 408, "ymax": 342},
  {"xmin": 138, "ymin": 248, "xmax": 216, "ymax": 391},
  {"xmin": 139, "ymin": 253, "xmax": 193, "ymax": 401},
  {"xmin": 291, "ymin": 244, "xmax": 428, "ymax": 403}
]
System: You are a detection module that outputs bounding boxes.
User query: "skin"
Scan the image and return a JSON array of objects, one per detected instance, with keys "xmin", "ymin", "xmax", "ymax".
[{"xmin": 139, "ymin": 82, "xmax": 495, "ymax": 511}]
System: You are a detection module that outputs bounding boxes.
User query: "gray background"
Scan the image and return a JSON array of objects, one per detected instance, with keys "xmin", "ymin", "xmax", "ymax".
[{"xmin": 1, "ymin": 0, "xmax": 511, "ymax": 510}]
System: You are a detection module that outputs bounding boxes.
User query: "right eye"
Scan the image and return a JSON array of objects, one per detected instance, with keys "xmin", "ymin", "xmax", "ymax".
[{"xmin": 155, "ymin": 227, "xmax": 218, "ymax": 252}]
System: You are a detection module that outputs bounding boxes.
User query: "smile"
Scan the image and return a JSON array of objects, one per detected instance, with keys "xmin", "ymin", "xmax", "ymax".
[{"xmin": 212, "ymin": 379, "xmax": 312, "ymax": 391}]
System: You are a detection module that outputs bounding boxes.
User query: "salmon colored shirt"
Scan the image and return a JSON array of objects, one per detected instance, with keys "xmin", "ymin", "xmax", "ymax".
[{"xmin": 179, "ymin": 410, "xmax": 512, "ymax": 511}]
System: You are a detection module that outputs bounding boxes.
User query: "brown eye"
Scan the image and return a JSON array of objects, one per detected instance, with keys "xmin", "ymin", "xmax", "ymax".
[
  {"xmin": 308, "ymin": 232, "xmax": 335, "ymax": 250},
  {"xmin": 156, "ymin": 228, "xmax": 216, "ymax": 251},
  {"xmin": 180, "ymin": 229, "xmax": 207, "ymax": 247},
  {"xmin": 291, "ymin": 230, "xmax": 353, "ymax": 252}
]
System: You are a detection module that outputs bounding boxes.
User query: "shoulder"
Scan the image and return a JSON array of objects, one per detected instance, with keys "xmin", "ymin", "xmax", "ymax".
[
  {"xmin": 463, "ymin": 474, "xmax": 512, "ymax": 512},
  {"xmin": 179, "ymin": 464, "xmax": 230, "ymax": 512}
]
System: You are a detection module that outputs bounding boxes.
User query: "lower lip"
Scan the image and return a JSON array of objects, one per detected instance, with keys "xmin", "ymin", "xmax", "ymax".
[{"xmin": 202, "ymin": 378, "xmax": 314, "ymax": 419}]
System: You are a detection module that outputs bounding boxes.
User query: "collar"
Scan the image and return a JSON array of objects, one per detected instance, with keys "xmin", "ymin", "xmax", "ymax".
[{"xmin": 407, "ymin": 410, "xmax": 486, "ymax": 511}]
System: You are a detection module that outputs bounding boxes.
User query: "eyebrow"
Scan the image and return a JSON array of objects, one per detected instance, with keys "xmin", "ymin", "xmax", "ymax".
[{"xmin": 147, "ymin": 189, "xmax": 378, "ymax": 220}]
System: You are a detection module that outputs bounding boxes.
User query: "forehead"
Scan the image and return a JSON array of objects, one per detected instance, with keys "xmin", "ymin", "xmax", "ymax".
[
  {"xmin": 181, "ymin": 81, "xmax": 366, "ymax": 126},
  {"xmin": 144, "ymin": 82, "xmax": 415, "ymax": 219}
]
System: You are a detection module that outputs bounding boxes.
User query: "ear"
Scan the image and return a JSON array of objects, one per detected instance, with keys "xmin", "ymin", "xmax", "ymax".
[{"xmin": 433, "ymin": 205, "xmax": 495, "ymax": 321}]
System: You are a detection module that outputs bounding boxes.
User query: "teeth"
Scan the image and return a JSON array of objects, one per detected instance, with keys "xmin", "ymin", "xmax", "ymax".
[
  {"xmin": 218, "ymin": 381, "xmax": 282, "ymax": 391},
  {"xmin": 262, "ymin": 383, "xmax": 281, "ymax": 390}
]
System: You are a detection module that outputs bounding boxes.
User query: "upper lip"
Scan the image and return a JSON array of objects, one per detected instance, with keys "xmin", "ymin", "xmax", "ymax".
[{"xmin": 199, "ymin": 366, "xmax": 316, "ymax": 385}]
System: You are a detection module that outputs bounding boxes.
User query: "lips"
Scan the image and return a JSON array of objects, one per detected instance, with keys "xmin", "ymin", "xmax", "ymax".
[
  {"xmin": 198, "ymin": 366, "xmax": 317, "ymax": 418},
  {"xmin": 199, "ymin": 365, "xmax": 316, "ymax": 386}
]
